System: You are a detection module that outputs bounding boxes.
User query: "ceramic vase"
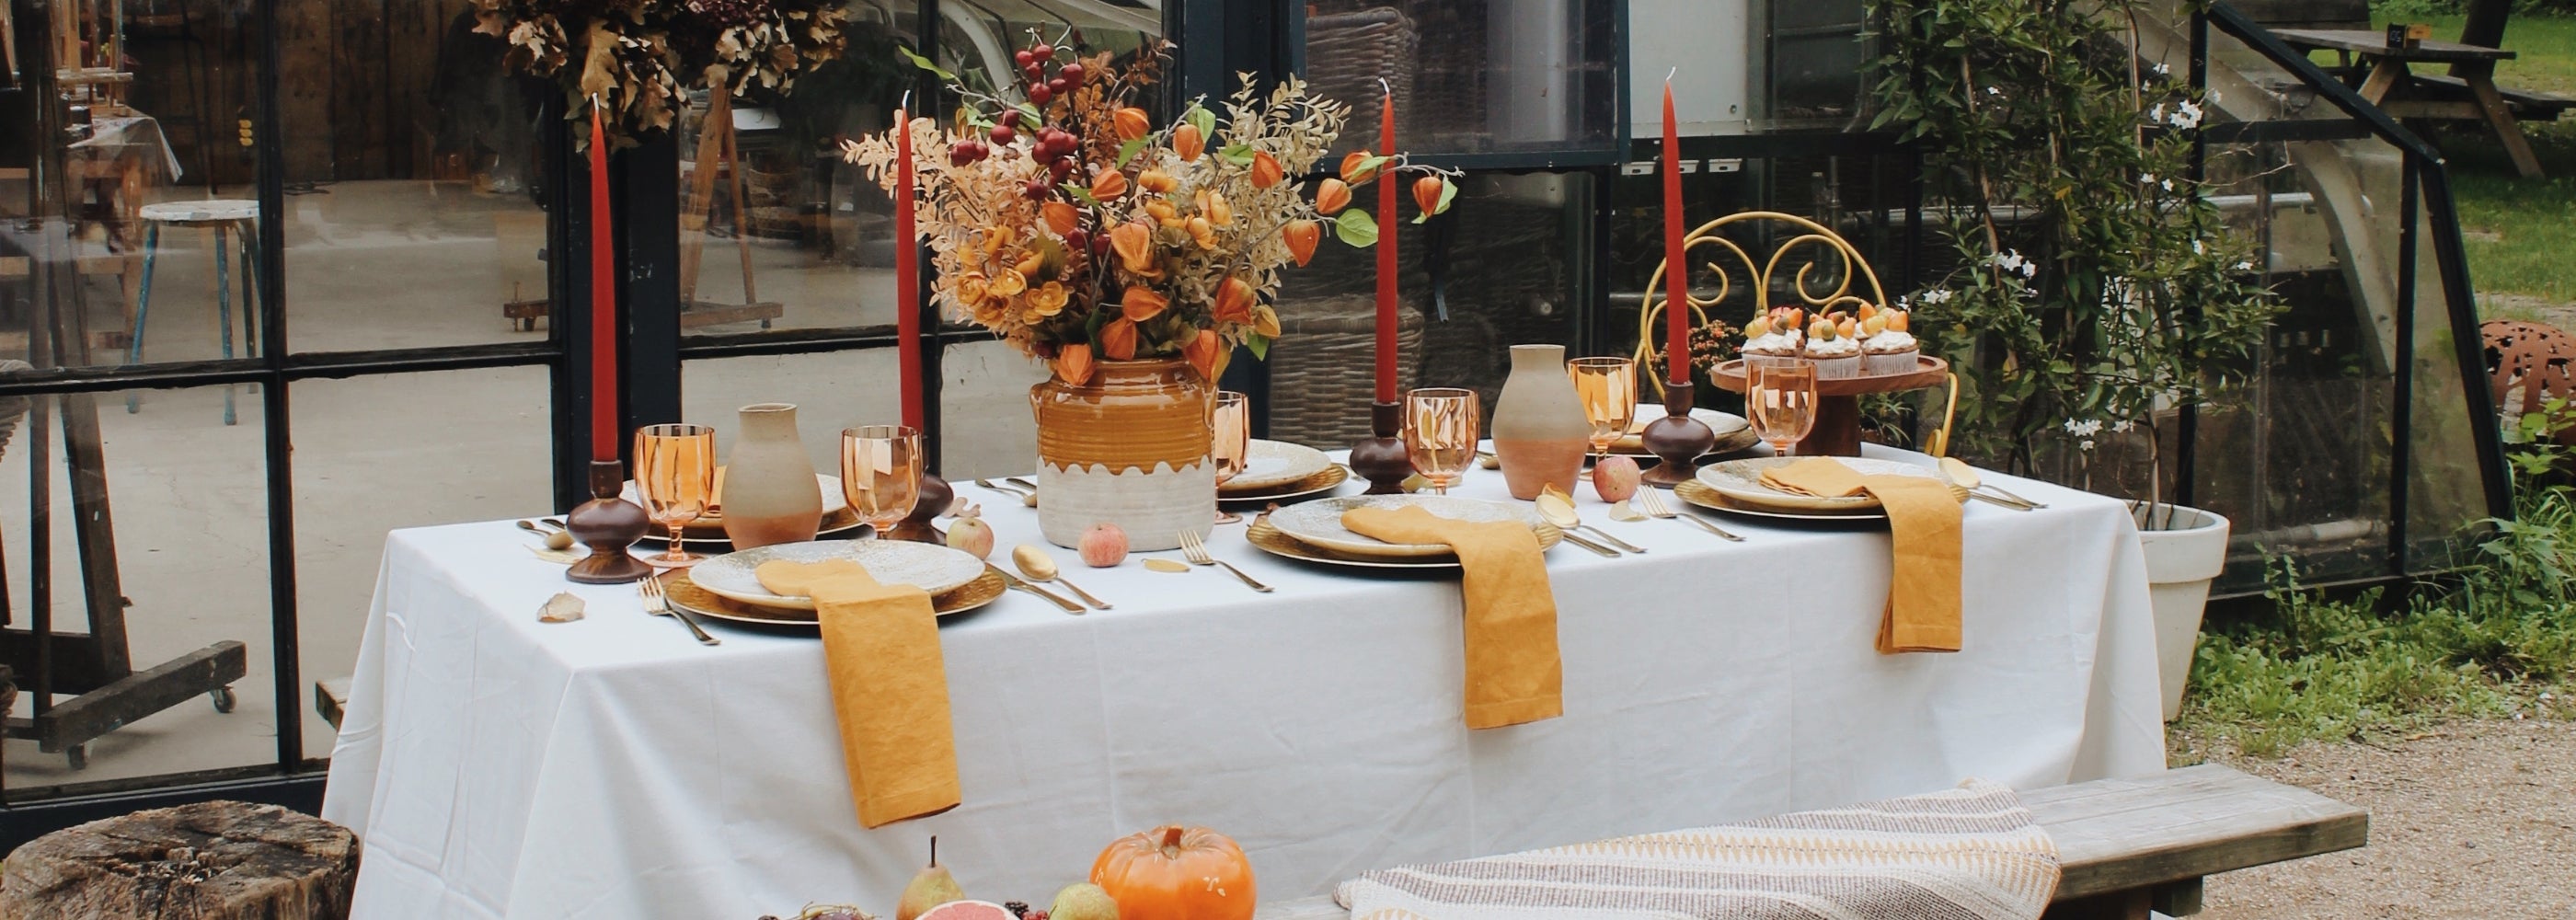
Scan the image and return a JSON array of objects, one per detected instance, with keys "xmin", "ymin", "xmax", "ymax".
[
  {"xmin": 1029, "ymin": 359, "xmax": 1214, "ymax": 551},
  {"xmin": 1489, "ymin": 344, "xmax": 1592, "ymax": 500},
  {"xmin": 720, "ymin": 403, "xmax": 823, "ymax": 549}
]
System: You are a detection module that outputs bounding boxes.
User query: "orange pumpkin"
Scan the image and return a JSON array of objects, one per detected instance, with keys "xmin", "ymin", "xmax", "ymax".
[{"xmin": 1091, "ymin": 825, "xmax": 1256, "ymax": 920}]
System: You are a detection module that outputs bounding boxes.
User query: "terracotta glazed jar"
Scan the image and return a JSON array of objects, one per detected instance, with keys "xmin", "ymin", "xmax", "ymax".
[
  {"xmin": 1489, "ymin": 344, "xmax": 1591, "ymax": 500},
  {"xmin": 719, "ymin": 403, "xmax": 823, "ymax": 548},
  {"xmin": 1029, "ymin": 359, "xmax": 1214, "ymax": 551}
]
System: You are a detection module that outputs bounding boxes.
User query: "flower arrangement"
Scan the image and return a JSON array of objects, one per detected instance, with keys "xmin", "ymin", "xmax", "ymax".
[
  {"xmin": 842, "ymin": 37, "xmax": 1456, "ymax": 387},
  {"xmin": 473, "ymin": 0, "xmax": 849, "ymax": 142}
]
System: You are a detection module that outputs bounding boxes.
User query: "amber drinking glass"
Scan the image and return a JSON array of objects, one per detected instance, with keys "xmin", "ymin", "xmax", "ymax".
[
  {"xmin": 1403, "ymin": 387, "xmax": 1481, "ymax": 495},
  {"xmin": 1211, "ymin": 391, "xmax": 1250, "ymax": 523},
  {"xmin": 633, "ymin": 423, "xmax": 719, "ymax": 566},
  {"xmin": 1567, "ymin": 356, "xmax": 1639, "ymax": 460},
  {"xmin": 840, "ymin": 425, "xmax": 924, "ymax": 533},
  {"xmin": 1744, "ymin": 357, "xmax": 1819, "ymax": 457}
]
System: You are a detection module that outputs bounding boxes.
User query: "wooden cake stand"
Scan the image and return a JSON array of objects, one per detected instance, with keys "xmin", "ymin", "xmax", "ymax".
[{"xmin": 1710, "ymin": 356, "xmax": 1951, "ymax": 457}]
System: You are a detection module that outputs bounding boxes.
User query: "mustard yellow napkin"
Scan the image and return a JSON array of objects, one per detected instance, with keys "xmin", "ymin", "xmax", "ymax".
[
  {"xmin": 1341, "ymin": 505, "xmax": 1564, "ymax": 728},
  {"xmin": 756, "ymin": 558, "xmax": 960, "ymax": 827},
  {"xmin": 1760, "ymin": 458, "xmax": 1963, "ymax": 653}
]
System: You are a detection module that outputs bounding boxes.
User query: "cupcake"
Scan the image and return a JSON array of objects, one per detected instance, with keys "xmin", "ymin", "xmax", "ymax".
[
  {"xmin": 1862, "ymin": 309, "xmax": 1919, "ymax": 375},
  {"xmin": 1739, "ymin": 314, "xmax": 1805, "ymax": 360},
  {"xmin": 1802, "ymin": 318, "xmax": 1861, "ymax": 378}
]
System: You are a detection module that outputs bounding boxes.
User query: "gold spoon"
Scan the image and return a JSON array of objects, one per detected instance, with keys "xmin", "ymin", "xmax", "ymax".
[
  {"xmin": 1010, "ymin": 545, "xmax": 1111, "ymax": 609},
  {"xmin": 518, "ymin": 519, "xmax": 574, "ymax": 550},
  {"xmin": 1938, "ymin": 456, "xmax": 2044, "ymax": 510},
  {"xmin": 1535, "ymin": 485, "xmax": 1648, "ymax": 554}
]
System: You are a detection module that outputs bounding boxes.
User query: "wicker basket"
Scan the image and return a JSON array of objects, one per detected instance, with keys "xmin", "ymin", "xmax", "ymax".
[
  {"xmin": 1266, "ymin": 293, "xmax": 1428, "ymax": 449},
  {"xmin": 1305, "ymin": 6, "xmax": 1418, "ymax": 154}
]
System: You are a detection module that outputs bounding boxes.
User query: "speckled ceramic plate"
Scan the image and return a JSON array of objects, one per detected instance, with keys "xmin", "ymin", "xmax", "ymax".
[
  {"xmin": 1219, "ymin": 465, "xmax": 1351, "ymax": 505},
  {"xmin": 688, "ymin": 540, "xmax": 986, "ymax": 610},
  {"xmin": 1266, "ymin": 494, "xmax": 1549, "ymax": 558},
  {"xmin": 1244, "ymin": 516, "xmax": 1567, "ymax": 569},
  {"xmin": 622, "ymin": 471, "xmax": 846, "ymax": 526},
  {"xmin": 1674, "ymin": 478, "xmax": 1890, "ymax": 523},
  {"xmin": 1610, "ymin": 405, "xmax": 1751, "ymax": 454},
  {"xmin": 1696, "ymin": 456, "xmax": 1964, "ymax": 512},
  {"xmin": 659, "ymin": 569, "xmax": 1005, "ymax": 627},
  {"xmin": 1224, "ymin": 440, "xmax": 1337, "ymax": 491}
]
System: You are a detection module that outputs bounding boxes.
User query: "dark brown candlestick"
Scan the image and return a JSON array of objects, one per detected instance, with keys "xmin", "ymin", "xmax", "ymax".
[
  {"xmin": 887, "ymin": 472, "xmax": 952, "ymax": 544},
  {"xmin": 1349, "ymin": 401, "xmax": 1412, "ymax": 495},
  {"xmin": 1639, "ymin": 381, "xmax": 1717, "ymax": 488},
  {"xmin": 566, "ymin": 460, "xmax": 654, "ymax": 584}
]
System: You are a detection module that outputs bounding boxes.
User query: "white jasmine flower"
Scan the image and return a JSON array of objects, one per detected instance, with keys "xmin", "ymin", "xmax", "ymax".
[
  {"xmin": 2235, "ymin": 260, "xmax": 2254, "ymax": 271},
  {"xmin": 2111, "ymin": 420, "xmax": 2135, "ymax": 432},
  {"xmin": 2079, "ymin": 439, "xmax": 2096, "ymax": 451},
  {"xmin": 2152, "ymin": 63, "xmax": 2171, "ymax": 76},
  {"xmin": 1896, "ymin": 295, "xmax": 1912, "ymax": 310},
  {"xmin": 2064, "ymin": 419, "xmax": 2104, "ymax": 437},
  {"xmin": 2160, "ymin": 179, "xmax": 2174, "ymax": 191},
  {"xmin": 1920, "ymin": 288, "xmax": 1955, "ymax": 305},
  {"xmin": 2192, "ymin": 238, "xmax": 2206, "ymax": 255},
  {"xmin": 1986, "ymin": 86, "xmax": 2002, "ymax": 97},
  {"xmin": 2148, "ymin": 103, "xmax": 2165, "ymax": 121},
  {"xmin": 2141, "ymin": 172, "xmax": 2157, "ymax": 184}
]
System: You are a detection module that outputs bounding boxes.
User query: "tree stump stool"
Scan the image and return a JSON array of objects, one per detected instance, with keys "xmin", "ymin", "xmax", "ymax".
[{"xmin": 0, "ymin": 801, "xmax": 358, "ymax": 920}]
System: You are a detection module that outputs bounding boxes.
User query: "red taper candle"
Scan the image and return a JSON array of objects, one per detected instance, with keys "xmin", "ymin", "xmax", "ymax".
[
  {"xmin": 588, "ymin": 100, "xmax": 618, "ymax": 462},
  {"xmin": 1662, "ymin": 78, "xmax": 1688, "ymax": 385},
  {"xmin": 893, "ymin": 107, "xmax": 924, "ymax": 430},
  {"xmin": 1374, "ymin": 87, "xmax": 1398, "ymax": 404}
]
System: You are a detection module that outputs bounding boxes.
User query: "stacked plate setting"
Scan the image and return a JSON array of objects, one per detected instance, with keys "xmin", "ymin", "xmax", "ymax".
[
  {"xmin": 1675, "ymin": 457, "xmax": 1969, "ymax": 522},
  {"xmin": 656, "ymin": 540, "xmax": 1004, "ymax": 627},
  {"xmin": 1219, "ymin": 440, "xmax": 1349, "ymax": 504},
  {"xmin": 1248, "ymin": 494, "xmax": 1563, "ymax": 570},
  {"xmin": 628, "ymin": 473, "xmax": 872, "ymax": 546},
  {"xmin": 1608, "ymin": 404, "xmax": 1761, "ymax": 458}
]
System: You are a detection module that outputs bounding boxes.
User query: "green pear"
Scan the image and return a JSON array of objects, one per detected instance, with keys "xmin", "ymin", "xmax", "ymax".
[
  {"xmin": 1049, "ymin": 882, "xmax": 1120, "ymax": 920},
  {"xmin": 896, "ymin": 837, "xmax": 966, "ymax": 920}
]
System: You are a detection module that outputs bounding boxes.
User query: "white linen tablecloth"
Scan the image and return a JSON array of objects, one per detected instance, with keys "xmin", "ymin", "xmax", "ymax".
[{"xmin": 321, "ymin": 446, "xmax": 2163, "ymax": 920}]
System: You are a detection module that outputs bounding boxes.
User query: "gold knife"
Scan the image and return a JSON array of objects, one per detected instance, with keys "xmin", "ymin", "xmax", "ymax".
[
  {"xmin": 1554, "ymin": 531, "xmax": 1622, "ymax": 558},
  {"xmin": 989, "ymin": 564, "xmax": 1085, "ymax": 614}
]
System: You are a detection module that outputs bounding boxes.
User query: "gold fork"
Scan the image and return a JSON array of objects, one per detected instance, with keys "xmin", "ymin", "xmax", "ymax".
[
  {"xmin": 1179, "ymin": 529, "xmax": 1273, "ymax": 592},
  {"xmin": 637, "ymin": 577, "xmax": 720, "ymax": 645},
  {"xmin": 1638, "ymin": 488, "xmax": 1744, "ymax": 542}
]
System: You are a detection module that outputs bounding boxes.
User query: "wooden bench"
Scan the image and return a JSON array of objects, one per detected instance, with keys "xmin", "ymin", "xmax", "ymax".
[{"xmin": 1251, "ymin": 764, "xmax": 2366, "ymax": 920}]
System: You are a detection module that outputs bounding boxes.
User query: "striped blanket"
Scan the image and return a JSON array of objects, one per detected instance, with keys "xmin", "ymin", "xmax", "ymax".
[{"xmin": 1334, "ymin": 780, "xmax": 2060, "ymax": 920}]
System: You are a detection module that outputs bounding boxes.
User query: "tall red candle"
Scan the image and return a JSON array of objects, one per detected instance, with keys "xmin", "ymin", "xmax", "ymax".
[
  {"xmin": 893, "ymin": 107, "xmax": 924, "ymax": 430},
  {"xmin": 1374, "ymin": 88, "xmax": 1397, "ymax": 404},
  {"xmin": 1662, "ymin": 79, "xmax": 1688, "ymax": 385},
  {"xmin": 589, "ymin": 101, "xmax": 618, "ymax": 462}
]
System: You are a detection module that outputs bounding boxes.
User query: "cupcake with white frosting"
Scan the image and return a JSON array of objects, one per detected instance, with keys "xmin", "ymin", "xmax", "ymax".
[
  {"xmin": 1802, "ymin": 318, "xmax": 1861, "ymax": 378},
  {"xmin": 1862, "ymin": 309, "xmax": 1919, "ymax": 375},
  {"xmin": 1739, "ymin": 313, "xmax": 1805, "ymax": 360}
]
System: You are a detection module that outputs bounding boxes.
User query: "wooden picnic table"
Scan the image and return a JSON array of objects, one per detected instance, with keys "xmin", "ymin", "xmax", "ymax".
[{"xmin": 2274, "ymin": 28, "xmax": 2546, "ymax": 178}]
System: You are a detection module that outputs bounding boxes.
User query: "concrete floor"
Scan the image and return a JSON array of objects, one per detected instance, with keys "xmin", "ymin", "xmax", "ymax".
[{"xmin": 1, "ymin": 179, "xmax": 1045, "ymax": 795}]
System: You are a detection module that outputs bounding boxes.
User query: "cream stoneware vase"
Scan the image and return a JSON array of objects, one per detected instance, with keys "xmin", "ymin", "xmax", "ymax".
[
  {"xmin": 1029, "ymin": 359, "xmax": 1215, "ymax": 551},
  {"xmin": 1490, "ymin": 344, "xmax": 1592, "ymax": 500},
  {"xmin": 719, "ymin": 403, "xmax": 823, "ymax": 549}
]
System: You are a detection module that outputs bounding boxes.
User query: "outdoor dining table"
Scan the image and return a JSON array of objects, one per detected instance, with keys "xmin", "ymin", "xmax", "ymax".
[
  {"xmin": 318, "ymin": 444, "xmax": 2167, "ymax": 920},
  {"xmin": 2271, "ymin": 28, "xmax": 2545, "ymax": 178}
]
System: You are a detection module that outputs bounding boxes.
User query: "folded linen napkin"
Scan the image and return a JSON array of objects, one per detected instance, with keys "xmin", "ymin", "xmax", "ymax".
[
  {"xmin": 1340, "ymin": 505, "xmax": 1562, "ymax": 729},
  {"xmin": 1336, "ymin": 779, "xmax": 2060, "ymax": 920},
  {"xmin": 1760, "ymin": 458, "xmax": 1963, "ymax": 653},
  {"xmin": 756, "ymin": 559, "xmax": 960, "ymax": 828}
]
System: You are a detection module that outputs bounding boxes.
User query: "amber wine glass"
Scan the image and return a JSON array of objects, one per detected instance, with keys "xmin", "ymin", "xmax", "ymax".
[
  {"xmin": 1744, "ymin": 356, "xmax": 1819, "ymax": 457},
  {"xmin": 633, "ymin": 423, "xmax": 718, "ymax": 566},
  {"xmin": 1567, "ymin": 356, "xmax": 1639, "ymax": 461},
  {"xmin": 1403, "ymin": 387, "xmax": 1481, "ymax": 495},
  {"xmin": 1211, "ymin": 391, "xmax": 1250, "ymax": 523},
  {"xmin": 840, "ymin": 425, "xmax": 924, "ymax": 533}
]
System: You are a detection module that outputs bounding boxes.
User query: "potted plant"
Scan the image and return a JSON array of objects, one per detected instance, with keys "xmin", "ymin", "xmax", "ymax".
[
  {"xmin": 843, "ymin": 37, "xmax": 1455, "ymax": 549},
  {"xmin": 1868, "ymin": 0, "xmax": 2279, "ymax": 719}
]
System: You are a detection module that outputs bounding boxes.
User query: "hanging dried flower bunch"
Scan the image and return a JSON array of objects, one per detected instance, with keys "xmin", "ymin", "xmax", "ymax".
[
  {"xmin": 473, "ymin": 0, "xmax": 847, "ymax": 144},
  {"xmin": 843, "ymin": 36, "xmax": 1456, "ymax": 385}
]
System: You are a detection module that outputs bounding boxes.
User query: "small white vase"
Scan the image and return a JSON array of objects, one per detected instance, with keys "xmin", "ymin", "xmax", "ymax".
[{"xmin": 2136, "ymin": 503, "xmax": 2231, "ymax": 722}]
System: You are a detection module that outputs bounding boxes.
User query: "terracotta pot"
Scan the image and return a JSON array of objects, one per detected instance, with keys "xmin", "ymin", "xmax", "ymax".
[
  {"xmin": 1489, "ymin": 344, "xmax": 1591, "ymax": 500},
  {"xmin": 720, "ymin": 403, "xmax": 823, "ymax": 548},
  {"xmin": 1029, "ymin": 359, "xmax": 1214, "ymax": 551}
]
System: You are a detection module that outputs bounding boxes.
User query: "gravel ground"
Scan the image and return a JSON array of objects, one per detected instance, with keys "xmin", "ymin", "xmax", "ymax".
[{"xmin": 2191, "ymin": 717, "xmax": 2576, "ymax": 918}]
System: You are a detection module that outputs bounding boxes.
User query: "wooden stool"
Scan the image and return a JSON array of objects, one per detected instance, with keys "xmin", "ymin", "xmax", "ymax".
[
  {"xmin": 127, "ymin": 200, "xmax": 261, "ymax": 426},
  {"xmin": 0, "ymin": 801, "xmax": 357, "ymax": 920}
]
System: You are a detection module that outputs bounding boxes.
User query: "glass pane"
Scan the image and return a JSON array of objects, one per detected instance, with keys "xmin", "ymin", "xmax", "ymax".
[
  {"xmin": 1305, "ymin": 0, "xmax": 1619, "ymax": 156},
  {"xmin": 1630, "ymin": 0, "xmax": 1874, "ymax": 137},
  {"xmin": 681, "ymin": 349, "xmax": 903, "ymax": 477},
  {"xmin": 1266, "ymin": 171, "xmax": 1592, "ymax": 448},
  {"xmin": 293, "ymin": 368, "xmax": 553, "ymax": 759},
  {"xmin": 940, "ymin": 338, "xmax": 1048, "ymax": 479},
  {"xmin": 1, "ymin": 385, "xmax": 274, "ymax": 797},
  {"xmin": 274, "ymin": 0, "xmax": 553, "ymax": 353},
  {"xmin": 2406, "ymin": 199, "xmax": 2491, "ymax": 570}
]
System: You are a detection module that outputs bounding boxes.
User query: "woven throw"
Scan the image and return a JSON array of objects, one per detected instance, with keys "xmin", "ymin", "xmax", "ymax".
[{"xmin": 1334, "ymin": 780, "xmax": 2060, "ymax": 920}]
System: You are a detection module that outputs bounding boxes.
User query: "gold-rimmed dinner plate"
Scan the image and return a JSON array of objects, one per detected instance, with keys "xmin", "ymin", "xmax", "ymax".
[
  {"xmin": 1219, "ymin": 465, "xmax": 1350, "ymax": 504},
  {"xmin": 1696, "ymin": 456, "xmax": 1966, "ymax": 512},
  {"xmin": 622, "ymin": 471, "xmax": 847, "ymax": 526},
  {"xmin": 1244, "ymin": 516, "xmax": 1566, "ymax": 569},
  {"xmin": 689, "ymin": 540, "xmax": 987, "ymax": 610},
  {"xmin": 1225, "ymin": 440, "xmax": 1336, "ymax": 491},
  {"xmin": 658, "ymin": 569, "xmax": 1005, "ymax": 627},
  {"xmin": 1265, "ymin": 494, "xmax": 1552, "ymax": 558},
  {"xmin": 639, "ymin": 505, "xmax": 871, "ymax": 547},
  {"xmin": 1610, "ymin": 405, "xmax": 1751, "ymax": 455},
  {"xmin": 1674, "ymin": 478, "xmax": 1890, "ymax": 523}
]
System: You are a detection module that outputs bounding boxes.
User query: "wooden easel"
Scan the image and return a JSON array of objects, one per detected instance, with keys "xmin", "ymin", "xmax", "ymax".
[{"xmin": 677, "ymin": 92, "xmax": 781, "ymax": 328}]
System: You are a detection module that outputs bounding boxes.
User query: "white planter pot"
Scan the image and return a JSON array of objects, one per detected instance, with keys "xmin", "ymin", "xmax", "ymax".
[{"xmin": 2134, "ymin": 504, "xmax": 2231, "ymax": 721}]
